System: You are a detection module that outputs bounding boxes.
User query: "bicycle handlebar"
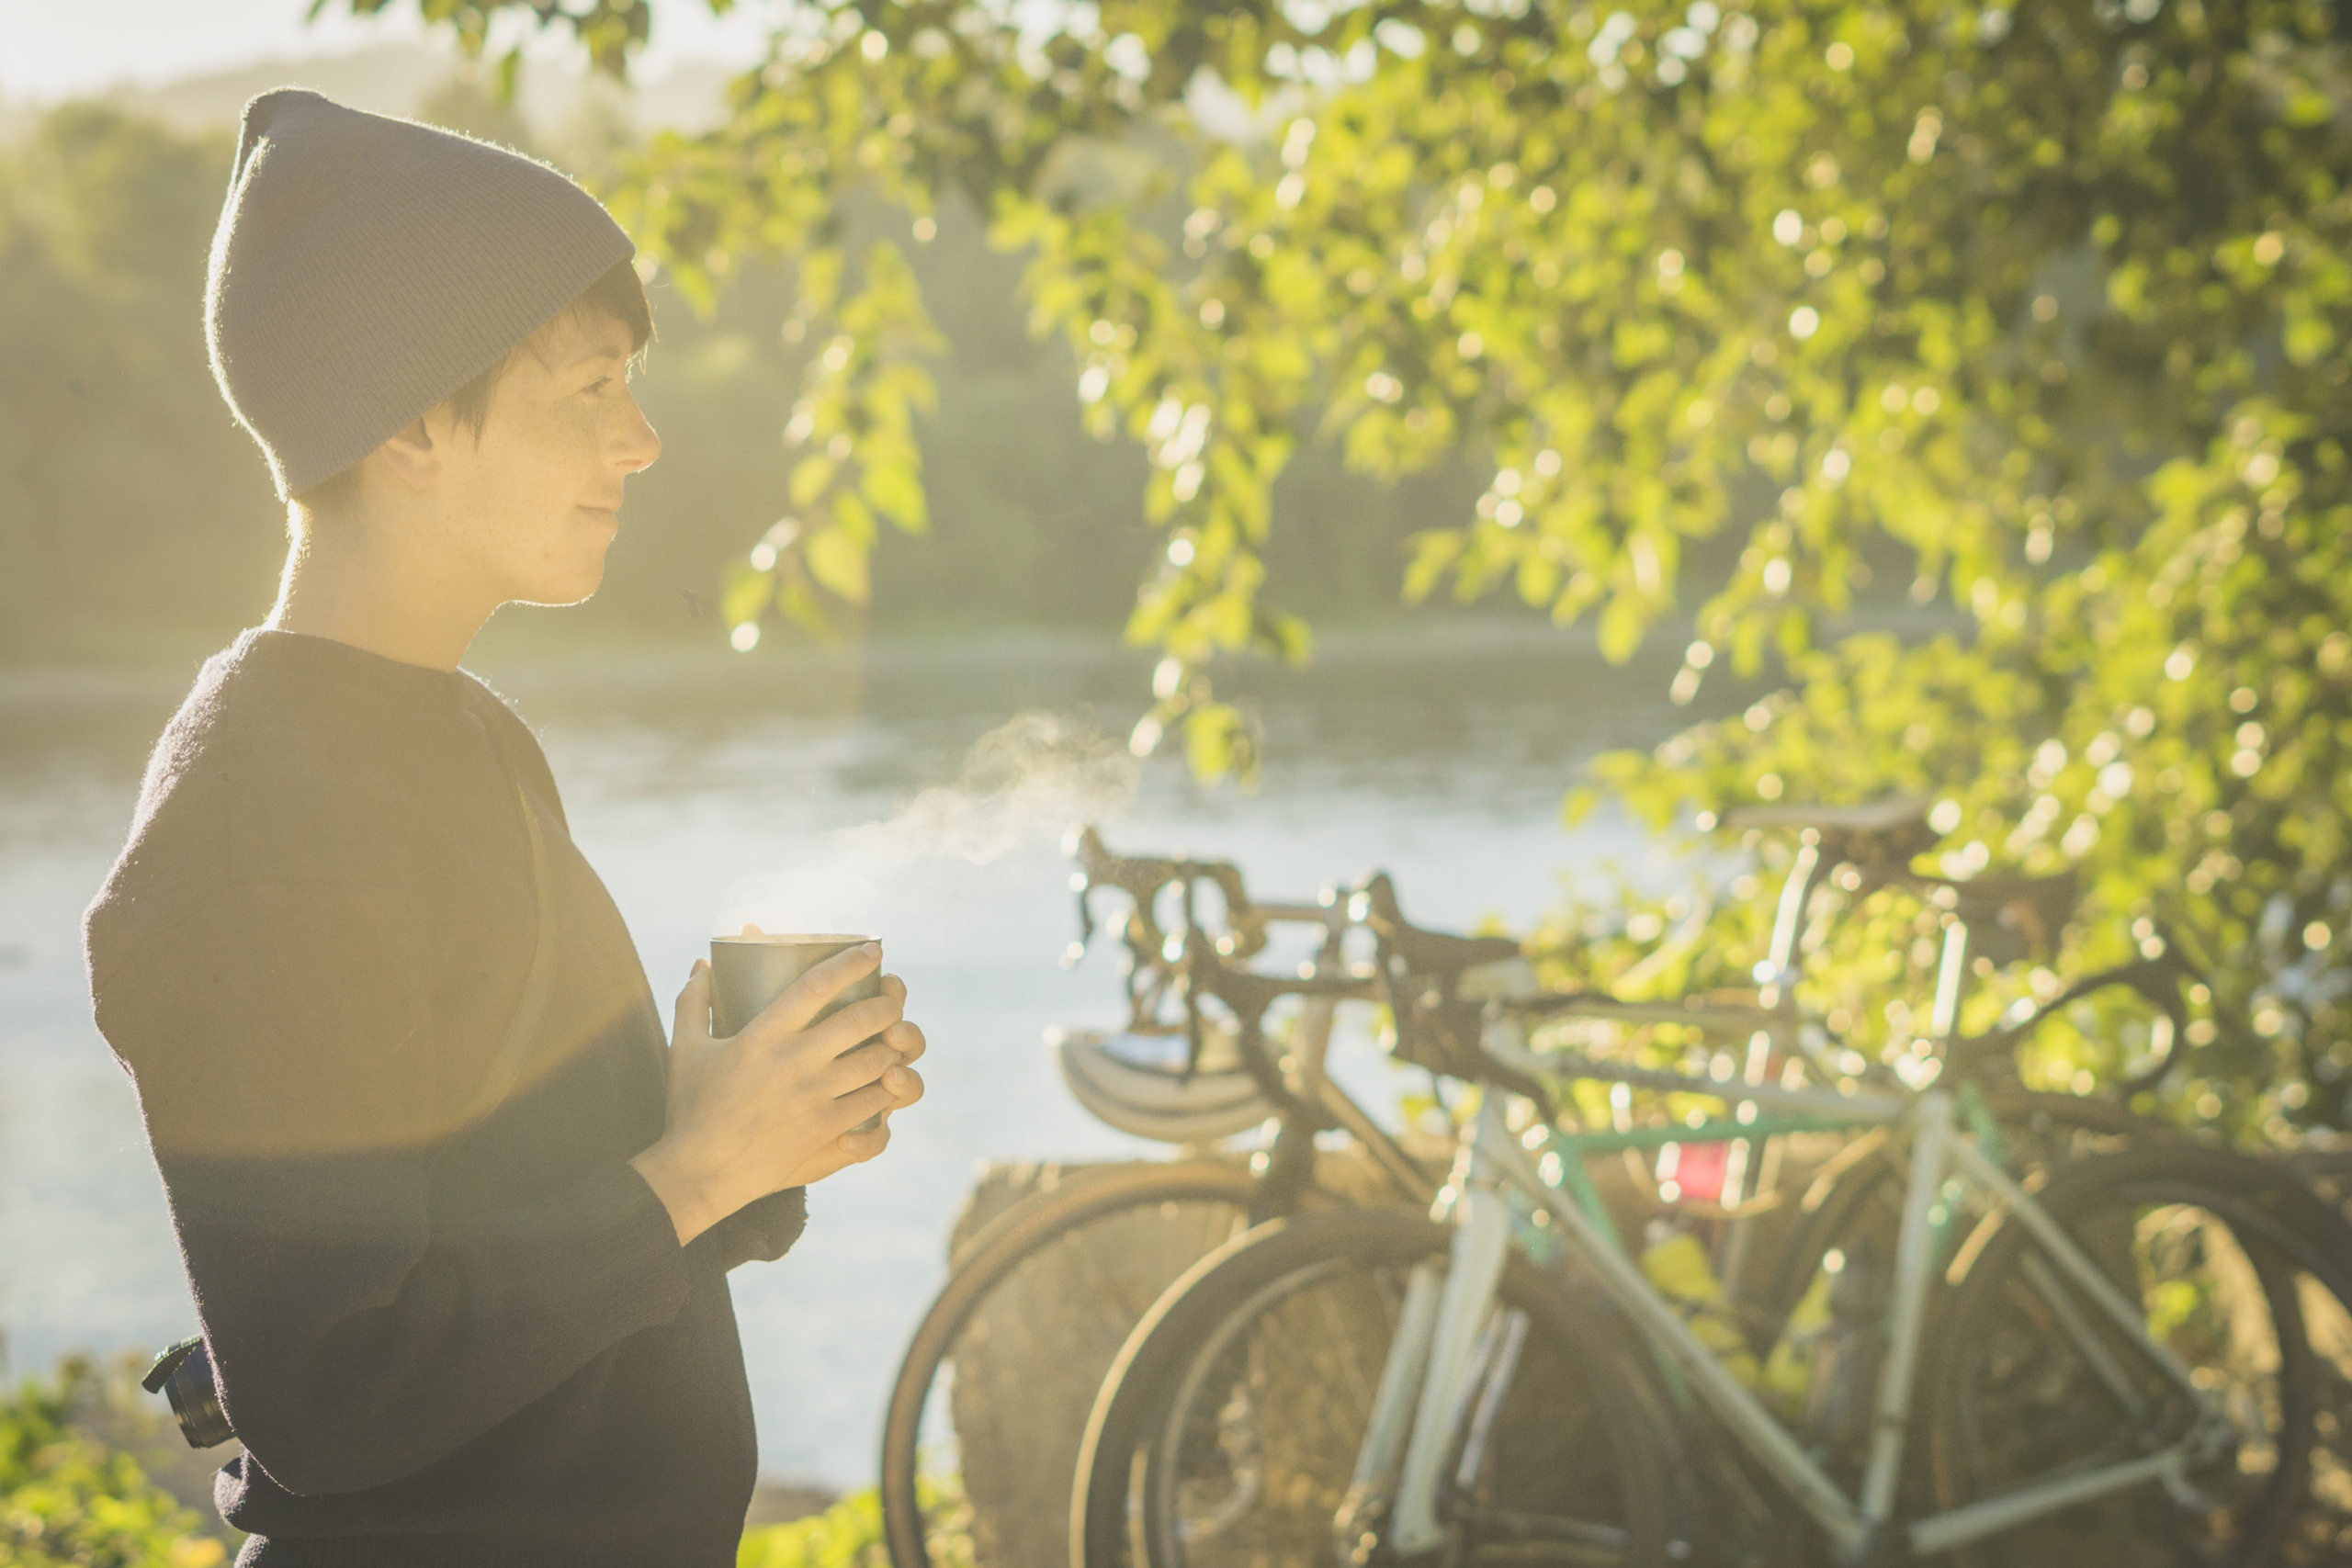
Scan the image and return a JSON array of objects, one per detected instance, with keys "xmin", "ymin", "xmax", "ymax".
[
  {"xmin": 1067, "ymin": 823, "xmax": 1254, "ymax": 959},
  {"xmin": 1066, "ymin": 824, "xmax": 1369, "ymax": 1069},
  {"xmin": 1946, "ymin": 941, "xmax": 2201, "ymax": 1095},
  {"xmin": 1072, "ymin": 810, "xmax": 2199, "ymax": 1130}
]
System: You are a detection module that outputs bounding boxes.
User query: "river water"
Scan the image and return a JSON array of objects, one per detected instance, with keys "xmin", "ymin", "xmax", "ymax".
[{"xmin": 0, "ymin": 622, "xmax": 1699, "ymax": 1488}]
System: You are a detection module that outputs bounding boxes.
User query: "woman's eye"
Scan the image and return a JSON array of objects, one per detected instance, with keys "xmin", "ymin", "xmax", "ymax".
[{"xmin": 585, "ymin": 378, "xmax": 613, "ymax": 396}]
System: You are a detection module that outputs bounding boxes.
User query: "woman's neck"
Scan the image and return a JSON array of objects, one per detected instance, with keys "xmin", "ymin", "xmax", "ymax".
[{"xmin": 266, "ymin": 509, "xmax": 495, "ymax": 673}]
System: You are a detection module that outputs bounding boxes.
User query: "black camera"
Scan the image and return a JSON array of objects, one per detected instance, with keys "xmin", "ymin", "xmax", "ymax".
[{"xmin": 143, "ymin": 1337, "xmax": 236, "ymax": 1449}]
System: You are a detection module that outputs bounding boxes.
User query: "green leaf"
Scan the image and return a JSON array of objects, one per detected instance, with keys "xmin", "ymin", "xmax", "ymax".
[
  {"xmin": 804, "ymin": 526, "xmax": 871, "ymax": 604},
  {"xmin": 1597, "ymin": 596, "xmax": 1645, "ymax": 663},
  {"xmin": 789, "ymin": 455, "xmax": 838, "ymax": 507},
  {"xmin": 859, "ymin": 461, "xmax": 929, "ymax": 532},
  {"xmin": 1402, "ymin": 531, "xmax": 1464, "ymax": 603}
]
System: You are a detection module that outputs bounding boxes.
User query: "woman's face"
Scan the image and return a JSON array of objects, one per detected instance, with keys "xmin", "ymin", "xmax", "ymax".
[{"xmin": 431, "ymin": 308, "xmax": 662, "ymax": 608}]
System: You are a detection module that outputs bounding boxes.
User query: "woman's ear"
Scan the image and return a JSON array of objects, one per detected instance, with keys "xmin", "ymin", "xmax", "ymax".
[{"xmin": 373, "ymin": 413, "xmax": 443, "ymax": 490}]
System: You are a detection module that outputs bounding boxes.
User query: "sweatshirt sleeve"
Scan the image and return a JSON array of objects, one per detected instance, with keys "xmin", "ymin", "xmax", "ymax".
[
  {"xmin": 97, "ymin": 878, "xmax": 693, "ymax": 1498},
  {"xmin": 699, "ymin": 1186, "xmax": 808, "ymax": 1272}
]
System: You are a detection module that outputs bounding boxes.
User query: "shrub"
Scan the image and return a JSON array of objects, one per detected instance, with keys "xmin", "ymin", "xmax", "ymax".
[
  {"xmin": 0, "ymin": 1356, "xmax": 225, "ymax": 1568},
  {"xmin": 738, "ymin": 1480, "xmax": 972, "ymax": 1568}
]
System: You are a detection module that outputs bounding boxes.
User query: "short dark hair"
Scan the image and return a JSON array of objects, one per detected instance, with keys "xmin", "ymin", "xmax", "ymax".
[
  {"xmin": 445, "ymin": 258, "xmax": 653, "ymax": 438},
  {"xmin": 292, "ymin": 258, "xmax": 653, "ymax": 516}
]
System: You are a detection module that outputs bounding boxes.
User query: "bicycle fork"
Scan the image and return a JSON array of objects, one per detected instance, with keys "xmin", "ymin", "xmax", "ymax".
[{"xmin": 1340, "ymin": 1099, "xmax": 1518, "ymax": 1562}]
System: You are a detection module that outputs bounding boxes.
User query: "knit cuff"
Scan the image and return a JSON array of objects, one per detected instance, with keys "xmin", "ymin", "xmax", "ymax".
[{"xmin": 698, "ymin": 1187, "xmax": 808, "ymax": 1272}]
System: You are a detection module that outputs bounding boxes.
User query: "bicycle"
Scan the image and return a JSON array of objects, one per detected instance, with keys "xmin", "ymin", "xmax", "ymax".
[
  {"xmin": 1074, "ymin": 840, "xmax": 2352, "ymax": 1566},
  {"xmin": 878, "ymin": 830, "xmax": 1443, "ymax": 1568},
  {"xmin": 1542, "ymin": 797, "xmax": 2205, "ymax": 1361},
  {"xmin": 890, "ymin": 813, "xmax": 1915, "ymax": 1567},
  {"xmin": 1408, "ymin": 796, "xmax": 2197, "ymax": 1364}
]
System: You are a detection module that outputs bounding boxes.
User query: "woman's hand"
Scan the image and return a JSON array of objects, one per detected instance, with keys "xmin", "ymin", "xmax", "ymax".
[
  {"xmin": 629, "ymin": 946, "xmax": 927, "ymax": 1246},
  {"xmin": 771, "ymin": 972, "xmax": 926, "ymax": 1189}
]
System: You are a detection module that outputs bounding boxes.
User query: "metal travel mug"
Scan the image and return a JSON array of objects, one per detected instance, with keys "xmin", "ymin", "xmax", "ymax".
[{"xmin": 709, "ymin": 933, "xmax": 888, "ymax": 1133}]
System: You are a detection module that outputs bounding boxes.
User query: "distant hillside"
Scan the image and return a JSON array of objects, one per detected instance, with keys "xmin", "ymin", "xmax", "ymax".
[
  {"xmin": 101, "ymin": 40, "xmax": 734, "ymax": 141},
  {"xmin": 113, "ymin": 42, "xmax": 448, "ymax": 130}
]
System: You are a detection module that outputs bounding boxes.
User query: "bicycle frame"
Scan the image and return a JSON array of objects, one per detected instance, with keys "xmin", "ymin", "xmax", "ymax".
[{"xmin": 1371, "ymin": 1060, "xmax": 2234, "ymax": 1564}]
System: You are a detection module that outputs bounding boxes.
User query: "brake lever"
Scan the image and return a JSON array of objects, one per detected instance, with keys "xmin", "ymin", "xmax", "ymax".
[
  {"xmin": 1067, "ymin": 879, "xmax": 1098, "ymax": 967},
  {"xmin": 1180, "ymin": 878, "xmax": 1206, "ymax": 1080}
]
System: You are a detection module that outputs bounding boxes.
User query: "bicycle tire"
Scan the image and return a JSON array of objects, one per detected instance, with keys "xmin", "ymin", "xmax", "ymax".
[
  {"xmin": 1925, "ymin": 1142, "xmax": 2352, "ymax": 1567},
  {"xmin": 880, "ymin": 1160, "xmax": 1261, "ymax": 1568},
  {"xmin": 1072, "ymin": 1204, "xmax": 1679, "ymax": 1568}
]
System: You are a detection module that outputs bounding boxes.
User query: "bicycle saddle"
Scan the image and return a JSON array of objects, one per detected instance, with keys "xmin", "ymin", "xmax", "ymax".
[
  {"xmin": 1724, "ymin": 795, "xmax": 1932, "ymax": 836},
  {"xmin": 1728, "ymin": 795, "xmax": 1941, "ymax": 869},
  {"xmin": 1352, "ymin": 873, "xmax": 1521, "ymax": 976}
]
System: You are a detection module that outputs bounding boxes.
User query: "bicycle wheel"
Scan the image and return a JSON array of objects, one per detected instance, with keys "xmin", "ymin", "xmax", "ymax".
[
  {"xmin": 1755, "ymin": 1086, "xmax": 2169, "ymax": 1342},
  {"xmin": 1926, "ymin": 1143, "xmax": 2352, "ymax": 1567},
  {"xmin": 882, "ymin": 1160, "xmax": 1260, "ymax": 1568},
  {"xmin": 1074, "ymin": 1205, "xmax": 1677, "ymax": 1568}
]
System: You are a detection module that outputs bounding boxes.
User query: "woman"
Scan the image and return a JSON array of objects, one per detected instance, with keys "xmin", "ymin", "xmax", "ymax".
[{"xmin": 83, "ymin": 89, "xmax": 923, "ymax": 1565}]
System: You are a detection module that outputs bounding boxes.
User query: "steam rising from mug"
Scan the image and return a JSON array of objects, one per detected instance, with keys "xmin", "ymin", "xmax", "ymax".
[{"xmin": 711, "ymin": 712, "xmax": 1137, "ymax": 936}]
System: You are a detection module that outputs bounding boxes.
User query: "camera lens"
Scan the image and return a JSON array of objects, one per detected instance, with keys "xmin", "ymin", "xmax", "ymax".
[{"xmin": 164, "ymin": 1341, "xmax": 237, "ymax": 1449}]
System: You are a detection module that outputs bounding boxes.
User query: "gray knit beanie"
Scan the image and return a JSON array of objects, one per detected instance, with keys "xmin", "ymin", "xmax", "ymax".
[{"xmin": 206, "ymin": 89, "xmax": 635, "ymax": 498}]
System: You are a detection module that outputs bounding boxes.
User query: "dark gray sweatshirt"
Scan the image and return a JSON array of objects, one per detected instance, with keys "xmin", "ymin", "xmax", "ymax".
[{"xmin": 85, "ymin": 628, "xmax": 804, "ymax": 1566}]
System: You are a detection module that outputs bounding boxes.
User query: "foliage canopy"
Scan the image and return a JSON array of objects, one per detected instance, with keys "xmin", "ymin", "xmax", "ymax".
[{"xmin": 367, "ymin": 0, "xmax": 2351, "ymax": 1133}]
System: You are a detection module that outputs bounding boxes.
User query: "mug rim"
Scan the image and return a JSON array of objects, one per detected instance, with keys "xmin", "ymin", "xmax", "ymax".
[{"xmin": 710, "ymin": 932, "xmax": 878, "ymax": 946}]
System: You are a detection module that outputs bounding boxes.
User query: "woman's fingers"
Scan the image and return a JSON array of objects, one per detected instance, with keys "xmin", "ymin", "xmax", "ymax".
[
  {"xmin": 882, "ymin": 1064, "xmax": 924, "ymax": 1107},
  {"xmin": 754, "ymin": 942, "xmax": 883, "ymax": 1034},
  {"xmin": 793, "ymin": 991, "xmax": 905, "ymax": 1060},
  {"xmin": 880, "ymin": 973, "xmax": 907, "ymax": 1007},
  {"xmin": 822, "ymin": 1038, "xmax": 904, "ymax": 1096},
  {"xmin": 831, "ymin": 1078, "xmax": 898, "ymax": 1133},
  {"xmin": 836, "ymin": 1119, "xmax": 892, "ymax": 1163},
  {"xmin": 672, "ymin": 960, "xmax": 713, "ymax": 1044},
  {"xmin": 879, "ymin": 1019, "xmax": 927, "ymax": 1066}
]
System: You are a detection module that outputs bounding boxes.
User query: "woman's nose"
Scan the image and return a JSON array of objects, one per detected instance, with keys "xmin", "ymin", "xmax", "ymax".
[{"xmin": 614, "ymin": 391, "xmax": 662, "ymax": 474}]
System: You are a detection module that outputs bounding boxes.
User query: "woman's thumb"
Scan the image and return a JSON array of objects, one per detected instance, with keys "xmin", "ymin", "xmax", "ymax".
[{"xmin": 673, "ymin": 959, "xmax": 713, "ymax": 1044}]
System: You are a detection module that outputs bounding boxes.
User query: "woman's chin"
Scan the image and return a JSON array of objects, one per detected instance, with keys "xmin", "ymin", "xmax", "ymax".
[{"xmin": 511, "ymin": 557, "xmax": 608, "ymax": 609}]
